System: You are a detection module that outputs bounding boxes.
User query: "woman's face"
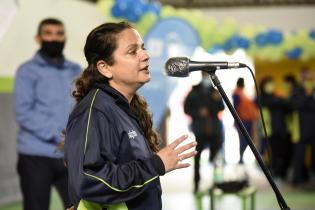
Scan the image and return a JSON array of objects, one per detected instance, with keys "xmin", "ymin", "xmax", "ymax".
[{"xmin": 108, "ymin": 28, "xmax": 150, "ymax": 92}]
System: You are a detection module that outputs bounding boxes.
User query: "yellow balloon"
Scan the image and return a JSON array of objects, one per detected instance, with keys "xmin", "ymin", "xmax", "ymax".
[
  {"xmin": 160, "ymin": 5, "xmax": 176, "ymax": 18},
  {"xmin": 97, "ymin": 0, "xmax": 115, "ymax": 16},
  {"xmin": 135, "ymin": 13, "xmax": 158, "ymax": 36}
]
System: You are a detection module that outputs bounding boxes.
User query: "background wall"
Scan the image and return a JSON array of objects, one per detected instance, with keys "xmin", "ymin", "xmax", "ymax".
[
  {"xmin": 0, "ymin": 0, "xmax": 105, "ymax": 77},
  {"xmin": 1, "ymin": 3, "xmax": 315, "ymax": 77},
  {"xmin": 0, "ymin": 0, "xmax": 314, "ymax": 205},
  {"xmin": 0, "ymin": 0, "xmax": 105, "ymax": 204},
  {"xmin": 0, "ymin": 94, "xmax": 19, "ymax": 204},
  {"xmin": 203, "ymin": 5, "xmax": 315, "ymax": 88},
  {"xmin": 202, "ymin": 6, "xmax": 315, "ymax": 32}
]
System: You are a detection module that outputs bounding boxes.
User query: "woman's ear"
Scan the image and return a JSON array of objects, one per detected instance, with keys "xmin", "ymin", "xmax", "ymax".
[{"xmin": 97, "ymin": 60, "xmax": 112, "ymax": 79}]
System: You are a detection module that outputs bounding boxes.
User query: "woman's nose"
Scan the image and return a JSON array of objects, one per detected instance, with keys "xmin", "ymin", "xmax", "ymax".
[{"xmin": 139, "ymin": 50, "xmax": 150, "ymax": 62}]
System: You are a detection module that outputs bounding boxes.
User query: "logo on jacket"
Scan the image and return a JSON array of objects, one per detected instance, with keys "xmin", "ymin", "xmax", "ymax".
[{"xmin": 128, "ymin": 130, "xmax": 137, "ymax": 139}]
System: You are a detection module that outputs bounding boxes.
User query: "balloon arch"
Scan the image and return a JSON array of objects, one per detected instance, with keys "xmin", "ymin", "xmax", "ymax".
[{"xmin": 97, "ymin": 0, "xmax": 315, "ymax": 61}]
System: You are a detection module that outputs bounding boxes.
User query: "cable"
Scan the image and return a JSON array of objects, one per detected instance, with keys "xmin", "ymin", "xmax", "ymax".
[
  {"xmin": 245, "ymin": 65, "xmax": 287, "ymax": 209},
  {"xmin": 245, "ymin": 65, "xmax": 273, "ymax": 174}
]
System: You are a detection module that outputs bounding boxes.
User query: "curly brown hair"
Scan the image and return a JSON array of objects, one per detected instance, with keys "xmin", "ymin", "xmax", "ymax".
[{"xmin": 73, "ymin": 22, "xmax": 160, "ymax": 152}]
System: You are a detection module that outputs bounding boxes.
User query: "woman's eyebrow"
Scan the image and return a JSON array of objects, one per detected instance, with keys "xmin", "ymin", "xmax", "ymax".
[{"xmin": 126, "ymin": 43, "xmax": 144, "ymax": 50}]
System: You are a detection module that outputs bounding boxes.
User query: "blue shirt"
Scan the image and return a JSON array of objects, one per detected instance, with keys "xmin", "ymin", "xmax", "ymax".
[{"xmin": 14, "ymin": 52, "xmax": 81, "ymax": 158}]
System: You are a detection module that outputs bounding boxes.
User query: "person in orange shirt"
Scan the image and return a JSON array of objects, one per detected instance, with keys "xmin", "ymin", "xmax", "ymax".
[{"xmin": 232, "ymin": 78, "xmax": 259, "ymax": 164}]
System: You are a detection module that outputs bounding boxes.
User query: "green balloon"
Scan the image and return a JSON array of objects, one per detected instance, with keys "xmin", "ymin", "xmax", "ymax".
[
  {"xmin": 97, "ymin": 0, "xmax": 115, "ymax": 17},
  {"xmin": 160, "ymin": 5, "xmax": 176, "ymax": 18},
  {"xmin": 136, "ymin": 13, "xmax": 158, "ymax": 36}
]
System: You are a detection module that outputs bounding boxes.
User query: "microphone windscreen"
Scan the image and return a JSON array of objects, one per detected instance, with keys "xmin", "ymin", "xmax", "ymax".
[{"xmin": 164, "ymin": 57, "xmax": 190, "ymax": 77}]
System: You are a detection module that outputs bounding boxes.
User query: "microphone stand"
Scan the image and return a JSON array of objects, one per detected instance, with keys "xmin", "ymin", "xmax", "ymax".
[{"xmin": 208, "ymin": 71, "xmax": 290, "ymax": 210}]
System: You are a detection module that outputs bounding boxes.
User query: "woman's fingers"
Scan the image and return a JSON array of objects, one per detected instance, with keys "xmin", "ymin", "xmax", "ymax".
[
  {"xmin": 158, "ymin": 134, "xmax": 198, "ymax": 173},
  {"xmin": 170, "ymin": 134, "xmax": 188, "ymax": 149},
  {"xmin": 178, "ymin": 150, "xmax": 197, "ymax": 162},
  {"xmin": 176, "ymin": 162, "xmax": 191, "ymax": 169},
  {"xmin": 174, "ymin": 150, "xmax": 197, "ymax": 170},
  {"xmin": 175, "ymin": 141, "xmax": 197, "ymax": 155}
]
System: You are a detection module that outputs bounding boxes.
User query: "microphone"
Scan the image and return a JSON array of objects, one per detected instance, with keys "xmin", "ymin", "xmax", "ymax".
[{"xmin": 165, "ymin": 57, "xmax": 247, "ymax": 77}]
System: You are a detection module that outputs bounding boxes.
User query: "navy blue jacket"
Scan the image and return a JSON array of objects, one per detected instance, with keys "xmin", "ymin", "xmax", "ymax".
[
  {"xmin": 184, "ymin": 84, "xmax": 224, "ymax": 137},
  {"xmin": 260, "ymin": 92, "xmax": 290, "ymax": 137},
  {"xmin": 290, "ymin": 85, "xmax": 315, "ymax": 140},
  {"xmin": 65, "ymin": 83, "xmax": 165, "ymax": 210}
]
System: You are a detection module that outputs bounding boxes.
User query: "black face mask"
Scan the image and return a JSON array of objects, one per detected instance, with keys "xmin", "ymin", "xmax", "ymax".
[{"xmin": 40, "ymin": 41, "xmax": 65, "ymax": 58}]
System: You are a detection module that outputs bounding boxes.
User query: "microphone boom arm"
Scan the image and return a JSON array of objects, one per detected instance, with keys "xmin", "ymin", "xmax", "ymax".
[{"xmin": 208, "ymin": 71, "xmax": 290, "ymax": 210}]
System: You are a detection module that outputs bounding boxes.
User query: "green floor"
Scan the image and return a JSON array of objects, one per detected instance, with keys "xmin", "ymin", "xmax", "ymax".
[
  {"xmin": 257, "ymin": 192, "xmax": 315, "ymax": 209},
  {"xmin": 0, "ymin": 189, "xmax": 63, "ymax": 210},
  {"xmin": 1, "ymin": 190, "xmax": 315, "ymax": 210}
]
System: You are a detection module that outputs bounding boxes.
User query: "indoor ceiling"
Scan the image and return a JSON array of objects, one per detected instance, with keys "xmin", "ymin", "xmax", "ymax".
[
  {"xmin": 83, "ymin": 0, "xmax": 315, "ymax": 8},
  {"xmin": 159, "ymin": 0, "xmax": 315, "ymax": 8}
]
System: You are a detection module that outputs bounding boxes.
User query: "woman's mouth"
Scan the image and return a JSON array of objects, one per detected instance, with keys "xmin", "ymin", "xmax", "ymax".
[{"xmin": 140, "ymin": 65, "xmax": 150, "ymax": 72}]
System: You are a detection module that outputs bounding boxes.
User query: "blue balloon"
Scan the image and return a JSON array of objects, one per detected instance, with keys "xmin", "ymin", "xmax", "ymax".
[
  {"xmin": 116, "ymin": 0, "xmax": 127, "ymax": 4},
  {"xmin": 116, "ymin": 0, "xmax": 129, "ymax": 11},
  {"xmin": 112, "ymin": 0, "xmax": 160, "ymax": 22},
  {"xmin": 221, "ymin": 35, "xmax": 238, "ymax": 52},
  {"xmin": 255, "ymin": 33, "xmax": 268, "ymax": 47},
  {"xmin": 267, "ymin": 30, "xmax": 283, "ymax": 45},
  {"xmin": 208, "ymin": 45, "xmax": 222, "ymax": 54},
  {"xmin": 126, "ymin": 10, "xmax": 140, "ymax": 22},
  {"xmin": 238, "ymin": 37, "xmax": 250, "ymax": 49},
  {"xmin": 223, "ymin": 40, "xmax": 233, "ymax": 51},
  {"xmin": 133, "ymin": 0, "xmax": 146, "ymax": 16},
  {"xmin": 229, "ymin": 35, "xmax": 240, "ymax": 48},
  {"xmin": 286, "ymin": 47, "xmax": 302, "ymax": 59},
  {"xmin": 111, "ymin": 5, "xmax": 122, "ymax": 17},
  {"xmin": 222, "ymin": 35, "xmax": 250, "ymax": 50},
  {"xmin": 310, "ymin": 29, "xmax": 315, "ymax": 40},
  {"xmin": 146, "ymin": 2, "xmax": 161, "ymax": 16}
]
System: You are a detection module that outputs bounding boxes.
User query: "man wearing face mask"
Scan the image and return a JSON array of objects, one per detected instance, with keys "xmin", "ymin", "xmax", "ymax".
[
  {"xmin": 184, "ymin": 72, "xmax": 225, "ymax": 193},
  {"xmin": 14, "ymin": 18, "xmax": 81, "ymax": 210}
]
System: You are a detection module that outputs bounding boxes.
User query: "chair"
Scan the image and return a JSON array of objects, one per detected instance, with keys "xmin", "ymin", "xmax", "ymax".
[{"xmin": 209, "ymin": 185, "xmax": 256, "ymax": 210}]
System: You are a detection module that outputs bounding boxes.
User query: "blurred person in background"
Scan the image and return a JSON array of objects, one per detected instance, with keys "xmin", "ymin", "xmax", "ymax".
[
  {"xmin": 14, "ymin": 18, "xmax": 81, "ymax": 210},
  {"xmin": 259, "ymin": 76, "xmax": 292, "ymax": 179},
  {"xmin": 287, "ymin": 69, "xmax": 315, "ymax": 185},
  {"xmin": 184, "ymin": 72, "xmax": 225, "ymax": 193},
  {"xmin": 65, "ymin": 22, "xmax": 197, "ymax": 210},
  {"xmin": 232, "ymin": 77, "xmax": 259, "ymax": 164}
]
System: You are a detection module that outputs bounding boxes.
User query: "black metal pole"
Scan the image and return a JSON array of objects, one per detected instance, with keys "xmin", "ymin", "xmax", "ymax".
[{"xmin": 208, "ymin": 72, "xmax": 290, "ymax": 210}]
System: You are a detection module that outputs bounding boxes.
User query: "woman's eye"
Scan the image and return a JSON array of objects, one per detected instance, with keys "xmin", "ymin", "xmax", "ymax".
[{"xmin": 129, "ymin": 50, "xmax": 136, "ymax": 55}]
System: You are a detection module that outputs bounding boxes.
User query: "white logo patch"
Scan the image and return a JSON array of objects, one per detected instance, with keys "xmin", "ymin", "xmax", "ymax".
[{"xmin": 128, "ymin": 130, "xmax": 137, "ymax": 139}]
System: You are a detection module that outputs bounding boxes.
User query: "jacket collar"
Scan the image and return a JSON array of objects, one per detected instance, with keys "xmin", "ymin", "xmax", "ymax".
[{"xmin": 94, "ymin": 82, "xmax": 133, "ymax": 116}]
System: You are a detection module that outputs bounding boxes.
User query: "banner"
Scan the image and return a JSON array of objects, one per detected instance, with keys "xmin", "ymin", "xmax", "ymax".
[{"xmin": 140, "ymin": 18, "xmax": 200, "ymax": 127}]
